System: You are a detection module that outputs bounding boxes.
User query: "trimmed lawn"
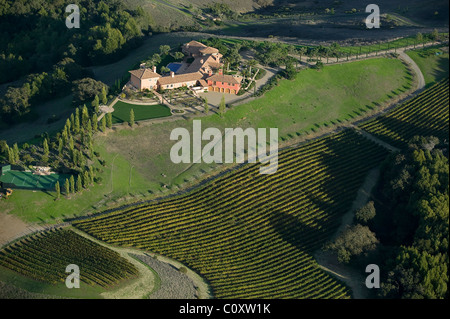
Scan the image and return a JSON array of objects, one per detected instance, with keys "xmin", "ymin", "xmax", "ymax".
[
  {"xmin": 111, "ymin": 101, "xmax": 172, "ymax": 124},
  {"xmin": 218, "ymin": 58, "xmax": 411, "ymax": 136},
  {"xmin": 407, "ymin": 46, "xmax": 449, "ymax": 87}
]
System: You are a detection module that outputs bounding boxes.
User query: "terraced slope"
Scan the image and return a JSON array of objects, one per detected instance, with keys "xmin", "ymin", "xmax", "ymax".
[
  {"xmin": 0, "ymin": 229, "xmax": 138, "ymax": 287},
  {"xmin": 74, "ymin": 130, "xmax": 390, "ymax": 298},
  {"xmin": 359, "ymin": 78, "xmax": 449, "ymax": 149}
]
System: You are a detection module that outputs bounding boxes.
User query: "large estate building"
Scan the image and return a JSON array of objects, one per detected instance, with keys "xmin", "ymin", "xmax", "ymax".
[{"xmin": 128, "ymin": 41, "xmax": 243, "ymax": 94}]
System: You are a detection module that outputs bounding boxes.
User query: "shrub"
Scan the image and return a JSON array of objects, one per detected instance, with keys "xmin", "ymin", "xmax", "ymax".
[
  {"xmin": 324, "ymin": 224, "xmax": 378, "ymax": 263},
  {"xmin": 313, "ymin": 62, "xmax": 324, "ymax": 70},
  {"xmin": 254, "ymin": 68, "xmax": 267, "ymax": 80},
  {"xmin": 179, "ymin": 266, "xmax": 187, "ymax": 274},
  {"xmin": 355, "ymin": 201, "xmax": 376, "ymax": 224},
  {"xmin": 94, "ymin": 176, "xmax": 103, "ymax": 184}
]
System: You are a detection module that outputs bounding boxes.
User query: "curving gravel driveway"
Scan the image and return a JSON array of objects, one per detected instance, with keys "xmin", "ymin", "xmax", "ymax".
[{"xmin": 398, "ymin": 50, "xmax": 426, "ymax": 91}]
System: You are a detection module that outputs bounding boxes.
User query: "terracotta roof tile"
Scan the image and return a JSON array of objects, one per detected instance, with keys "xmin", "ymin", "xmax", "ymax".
[
  {"xmin": 200, "ymin": 47, "xmax": 219, "ymax": 54},
  {"xmin": 207, "ymin": 74, "xmax": 243, "ymax": 85},
  {"xmin": 198, "ymin": 79, "xmax": 208, "ymax": 87},
  {"xmin": 186, "ymin": 40, "xmax": 207, "ymax": 48},
  {"xmin": 184, "ymin": 55, "xmax": 221, "ymax": 74},
  {"xmin": 158, "ymin": 72, "xmax": 203, "ymax": 85},
  {"xmin": 129, "ymin": 69, "xmax": 161, "ymax": 79}
]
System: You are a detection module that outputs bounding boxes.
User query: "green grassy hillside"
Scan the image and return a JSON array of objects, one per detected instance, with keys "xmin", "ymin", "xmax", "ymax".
[
  {"xmin": 0, "ymin": 57, "xmax": 411, "ymax": 223},
  {"xmin": 407, "ymin": 46, "xmax": 449, "ymax": 87}
]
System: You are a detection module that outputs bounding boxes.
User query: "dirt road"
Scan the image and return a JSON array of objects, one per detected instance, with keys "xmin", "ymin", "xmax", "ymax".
[
  {"xmin": 314, "ymin": 168, "xmax": 381, "ymax": 299},
  {"xmin": 399, "ymin": 50, "xmax": 426, "ymax": 90}
]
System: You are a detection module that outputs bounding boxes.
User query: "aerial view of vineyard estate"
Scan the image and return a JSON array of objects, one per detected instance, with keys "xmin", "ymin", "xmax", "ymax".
[{"xmin": 0, "ymin": 0, "xmax": 448, "ymax": 312}]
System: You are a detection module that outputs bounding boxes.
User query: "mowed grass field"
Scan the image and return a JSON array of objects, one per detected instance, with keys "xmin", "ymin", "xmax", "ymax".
[
  {"xmin": 407, "ymin": 46, "xmax": 449, "ymax": 87},
  {"xmin": 0, "ymin": 58, "xmax": 411, "ymax": 223},
  {"xmin": 111, "ymin": 101, "xmax": 172, "ymax": 124}
]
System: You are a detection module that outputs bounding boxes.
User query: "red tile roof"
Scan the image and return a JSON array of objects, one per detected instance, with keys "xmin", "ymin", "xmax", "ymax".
[
  {"xmin": 200, "ymin": 47, "xmax": 219, "ymax": 55},
  {"xmin": 207, "ymin": 74, "xmax": 243, "ymax": 85},
  {"xmin": 198, "ymin": 79, "xmax": 208, "ymax": 87},
  {"xmin": 157, "ymin": 72, "xmax": 203, "ymax": 85},
  {"xmin": 183, "ymin": 41, "xmax": 207, "ymax": 56},
  {"xmin": 129, "ymin": 69, "xmax": 161, "ymax": 79}
]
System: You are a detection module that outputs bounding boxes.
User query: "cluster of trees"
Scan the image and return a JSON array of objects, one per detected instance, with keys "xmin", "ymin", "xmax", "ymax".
[
  {"xmin": 0, "ymin": 58, "xmax": 92, "ymax": 122},
  {"xmin": 0, "ymin": 0, "xmax": 144, "ymax": 85},
  {"xmin": 201, "ymin": 38, "xmax": 243, "ymax": 70},
  {"xmin": 324, "ymin": 201, "xmax": 379, "ymax": 264},
  {"xmin": 143, "ymin": 45, "xmax": 180, "ymax": 74},
  {"xmin": 253, "ymin": 41, "xmax": 295, "ymax": 67},
  {"xmin": 0, "ymin": 0, "xmax": 144, "ymax": 123},
  {"xmin": 206, "ymin": 3, "xmax": 238, "ymax": 20},
  {"xmin": 1, "ymin": 104, "xmax": 114, "ymax": 197},
  {"xmin": 72, "ymin": 78, "xmax": 108, "ymax": 107},
  {"xmin": 324, "ymin": 136, "xmax": 448, "ymax": 299},
  {"xmin": 374, "ymin": 136, "xmax": 448, "ymax": 299}
]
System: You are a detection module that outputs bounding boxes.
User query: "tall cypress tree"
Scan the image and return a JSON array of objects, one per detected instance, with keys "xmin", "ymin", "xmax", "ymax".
[
  {"xmin": 43, "ymin": 138, "xmax": 49, "ymax": 156},
  {"xmin": 100, "ymin": 115, "xmax": 106, "ymax": 132},
  {"xmin": 83, "ymin": 171, "xmax": 90, "ymax": 188},
  {"xmin": 58, "ymin": 138, "xmax": 63, "ymax": 156},
  {"xmin": 101, "ymin": 86, "xmax": 108, "ymax": 105},
  {"xmin": 106, "ymin": 112, "xmax": 112, "ymax": 129},
  {"xmin": 82, "ymin": 105, "xmax": 89, "ymax": 129},
  {"xmin": 70, "ymin": 175, "xmax": 75, "ymax": 194},
  {"xmin": 64, "ymin": 178, "xmax": 70, "ymax": 195},
  {"xmin": 129, "ymin": 109, "xmax": 135, "ymax": 127},
  {"xmin": 55, "ymin": 181, "xmax": 60, "ymax": 199},
  {"xmin": 70, "ymin": 113, "xmax": 75, "ymax": 131},
  {"xmin": 74, "ymin": 108, "xmax": 80, "ymax": 133},
  {"xmin": 219, "ymin": 95, "xmax": 226, "ymax": 117},
  {"xmin": 13, "ymin": 143, "xmax": 20, "ymax": 163},
  {"xmin": 65, "ymin": 118, "xmax": 71, "ymax": 132},
  {"xmin": 92, "ymin": 95, "xmax": 100, "ymax": 113},
  {"xmin": 87, "ymin": 119, "xmax": 92, "ymax": 136},
  {"xmin": 7, "ymin": 146, "xmax": 15, "ymax": 164},
  {"xmin": 68, "ymin": 136, "xmax": 74, "ymax": 152},
  {"xmin": 92, "ymin": 114, "xmax": 98, "ymax": 132},
  {"xmin": 88, "ymin": 140, "xmax": 94, "ymax": 158},
  {"xmin": 76, "ymin": 175, "xmax": 82, "ymax": 192},
  {"xmin": 89, "ymin": 166, "xmax": 95, "ymax": 184}
]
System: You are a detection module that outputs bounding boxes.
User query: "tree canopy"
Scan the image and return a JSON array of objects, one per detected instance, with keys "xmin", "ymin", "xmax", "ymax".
[{"xmin": 373, "ymin": 136, "xmax": 449, "ymax": 299}]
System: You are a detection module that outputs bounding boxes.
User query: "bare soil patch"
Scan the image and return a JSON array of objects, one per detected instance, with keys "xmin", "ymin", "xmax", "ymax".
[{"xmin": 0, "ymin": 213, "xmax": 29, "ymax": 246}]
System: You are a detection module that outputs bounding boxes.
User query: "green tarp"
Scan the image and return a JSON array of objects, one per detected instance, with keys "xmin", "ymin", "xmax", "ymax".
[
  {"xmin": 1, "ymin": 165, "xmax": 11, "ymax": 174},
  {"xmin": 0, "ymin": 170, "xmax": 71, "ymax": 190}
]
